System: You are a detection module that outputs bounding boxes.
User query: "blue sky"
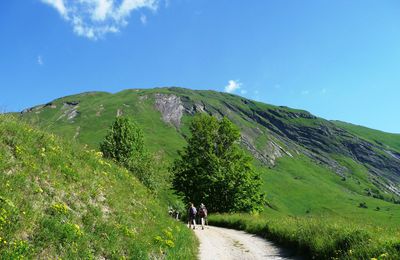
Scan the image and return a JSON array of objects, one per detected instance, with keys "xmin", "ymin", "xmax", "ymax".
[{"xmin": 1, "ymin": 0, "xmax": 399, "ymax": 133}]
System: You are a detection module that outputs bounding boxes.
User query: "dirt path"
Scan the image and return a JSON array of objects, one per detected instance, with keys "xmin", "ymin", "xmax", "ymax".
[{"xmin": 194, "ymin": 225, "xmax": 297, "ymax": 260}]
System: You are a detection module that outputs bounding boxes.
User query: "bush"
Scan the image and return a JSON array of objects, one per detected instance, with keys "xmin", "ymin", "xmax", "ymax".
[
  {"xmin": 100, "ymin": 117, "xmax": 158, "ymax": 190},
  {"xmin": 100, "ymin": 117, "xmax": 144, "ymax": 165},
  {"xmin": 359, "ymin": 202, "xmax": 368, "ymax": 208}
]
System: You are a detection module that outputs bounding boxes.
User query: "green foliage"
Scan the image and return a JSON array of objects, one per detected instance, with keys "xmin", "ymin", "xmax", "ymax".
[
  {"xmin": 172, "ymin": 114, "xmax": 265, "ymax": 213},
  {"xmin": 100, "ymin": 117, "xmax": 144, "ymax": 165},
  {"xmin": 100, "ymin": 117, "xmax": 158, "ymax": 190}
]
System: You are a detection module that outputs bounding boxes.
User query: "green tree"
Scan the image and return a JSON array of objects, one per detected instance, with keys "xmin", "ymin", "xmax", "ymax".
[
  {"xmin": 172, "ymin": 114, "xmax": 265, "ymax": 213},
  {"xmin": 100, "ymin": 117, "xmax": 157, "ymax": 190}
]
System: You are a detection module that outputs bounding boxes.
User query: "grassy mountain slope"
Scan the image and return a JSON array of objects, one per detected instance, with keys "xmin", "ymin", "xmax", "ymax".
[
  {"xmin": 0, "ymin": 115, "xmax": 197, "ymax": 259},
  {"xmin": 260, "ymin": 156, "xmax": 400, "ymax": 224},
  {"xmin": 333, "ymin": 120, "xmax": 400, "ymax": 153},
  {"xmin": 18, "ymin": 87, "xmax": 400, "ymax": 199}
]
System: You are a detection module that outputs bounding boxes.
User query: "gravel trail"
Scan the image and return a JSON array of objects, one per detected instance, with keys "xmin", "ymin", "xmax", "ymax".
[{"xmin": 194, "ymin": 225, "xmax": 297, "ymax": 260}]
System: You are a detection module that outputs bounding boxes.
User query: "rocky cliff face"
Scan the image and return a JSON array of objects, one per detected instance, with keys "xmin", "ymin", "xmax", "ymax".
[
  {"xmin": 154, "ymin": 94, "xmax": 184, "ymax": 127},
  {"xmin": 248, "ymin": 106, "xmax": 400, "ymax": 195}
]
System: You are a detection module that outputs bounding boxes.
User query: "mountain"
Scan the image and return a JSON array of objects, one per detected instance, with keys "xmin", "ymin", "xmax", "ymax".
[
  {"xmin": 16, "ymin": 87, "xmax": 400, "ymax": 215},
  {"xmin": 0, "ymin": 115, "xmax": 197, "ymax": 258}
]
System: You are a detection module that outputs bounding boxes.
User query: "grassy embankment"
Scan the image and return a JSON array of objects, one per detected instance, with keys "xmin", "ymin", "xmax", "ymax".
[
  {"xmin": 210, "ymin": 156, "xmax": 400, "ymax": 260},
  {"xmin": 0, "ymin": 115, "xmax": 197, "ymax": 259}
]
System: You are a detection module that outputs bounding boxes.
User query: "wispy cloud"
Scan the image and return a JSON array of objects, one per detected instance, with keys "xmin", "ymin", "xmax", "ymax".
[
  {"xmin": 240, "ymin": 89, "xmax": 248, "ymax": 95},
  {"xmin": 164, "ymin": 0, "xmax": 170, "ymax": 8},
  {"xmin": 37, "ymin": 55, "xmax": 44, "ymax": 66},
  {"xmin": 321, "ymin": 88, "xmax": 327, "ymax": 94},
  {"xmin": 224, "ymin": 80, "xmax": 242, "ymax": 94},
  {"xmin": 40, "ymin": 0, "xmax": 158, "ymax": 40},
  {"xmin": 140, "ymin": 14, "xmax": 147, "ymax": 25},
  {"xmin": 301, "ymin": 90, "xmax": 310, "ymax": 95}
]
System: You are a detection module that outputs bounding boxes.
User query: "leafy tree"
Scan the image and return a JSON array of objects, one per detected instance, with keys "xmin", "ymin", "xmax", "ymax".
[
  {"xmin": 172, "ymin": 114, "xmax": 265, "ymax": 213},
  {"xmin": 100, "ymin": 117, "xmax": 157, "ymax": 190}
]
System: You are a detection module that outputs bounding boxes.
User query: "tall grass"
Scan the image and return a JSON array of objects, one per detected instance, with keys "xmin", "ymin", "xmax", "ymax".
[{"xmin": 209, "ymin": 213, "xmax": 400, "ymax": 259}]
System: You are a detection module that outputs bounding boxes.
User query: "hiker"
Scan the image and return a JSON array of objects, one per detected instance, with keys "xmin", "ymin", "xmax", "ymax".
[
  {"xmin": 199, "ymin": 203, "xmax": 208, "ymax": 230},
  {"xmin": 188, "ymin": 202, "xmax": 197, "ymax": 229},
  {"xmin": 168, "ymin": 206, "xmax": 174, "ymax": 217},
  {"xmin": 173, "ymin": 209, "xmax": 180, "ymax": 220}
]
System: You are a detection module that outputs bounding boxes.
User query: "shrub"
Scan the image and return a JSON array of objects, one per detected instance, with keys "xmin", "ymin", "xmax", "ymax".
[
  {"xmin": 100, "ymin": 117, "xmax": 158, "ymax": 190},
  {"xmin": 100, "ymin": 117, "xmax": 144, "ymax": 165}
]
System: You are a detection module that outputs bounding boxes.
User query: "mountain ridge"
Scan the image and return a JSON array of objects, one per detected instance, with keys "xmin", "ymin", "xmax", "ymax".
[{"xmin": 16, "ymin": 87, "xmax": 400, "ymax": 201}]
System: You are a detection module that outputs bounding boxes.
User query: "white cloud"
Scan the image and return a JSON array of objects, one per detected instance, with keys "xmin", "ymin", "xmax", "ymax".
[
  {"xmin": 41, "ymin": 0, "xmax": 67, "ymax": 17},
  {"xmin": 224, "ymin": 80, "xmax": 242, "ymax": 93},
  {"xmin": 37, "ymin": 55, "xmax": 44, "ymax": 66},
  {"xmin": 92, "ymin": 0, "xmax": 114, "ymax": 21},
  {"xmin": 140, "ymin": 14, "xmax": 147, "ymax": 25},
  {"xmin": 40, "ymin": 0, "xmax": 158, "ymax": 40}
]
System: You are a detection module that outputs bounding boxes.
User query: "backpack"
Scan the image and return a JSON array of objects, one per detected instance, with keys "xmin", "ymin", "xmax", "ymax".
[
  {"xmin": 190, "ymin": 206, "xmax": 197, "ymax": 216},
  {"xmin": 199, "ymin": 208, "xmax": 205, "ymax": 217}
]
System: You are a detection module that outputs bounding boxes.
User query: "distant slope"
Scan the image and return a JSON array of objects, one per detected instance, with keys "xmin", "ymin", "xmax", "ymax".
[
  {"xmin": 0, "ymin": 115, "xmax": 197, "ymax": 259},
  {"xmin": 259, "ymin": 155, "xmax": 400, "ymax": 226},
  {"xmin": 333, "ymin": 120, "xmax": 400, "ymax": 152},
  {"xmin": 17, "ymin": 87, "xmax": 400, "ymax": 211}
]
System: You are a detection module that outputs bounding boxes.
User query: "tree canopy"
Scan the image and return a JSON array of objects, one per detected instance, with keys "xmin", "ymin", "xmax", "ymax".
[
  {"xmin": 172, "ymin": 114, "xmax": 265, "ymax": 213},
  {"xmin": 100, "ymin": 117, "xmax": 144, "ymax": 164},
  {"xmin": 100, "ymin": 117, "xmax": 157, "ymax": 190}
]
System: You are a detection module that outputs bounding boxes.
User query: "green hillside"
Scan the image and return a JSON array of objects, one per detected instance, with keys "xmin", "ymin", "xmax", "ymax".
[
  {"xmin": 18, "ymin": 87, "xmax": 400, "ymax": 199},
  {"xmin": 0, "ymin": 115, "xmax": 197, "ymax": 259},
  {"xmin": 260, "ymin": 155, "xmax": 400, "ymax": 223},
  {"xmin": 333, "ymin": 120, "xmax": 400, "ymax": 153},
  {"xmin": 16, "ymin": 87, "xmax": 400, "ymax": 258}
]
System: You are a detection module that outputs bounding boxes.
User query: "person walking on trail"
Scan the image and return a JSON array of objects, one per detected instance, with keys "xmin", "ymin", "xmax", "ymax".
[
  {"xmin": 188, "ymin": 203, "xmax": 197, "ymax": 229},
  {"xmin": 199, "ymin": 203, "xmax": 208, "ymax": 230}
]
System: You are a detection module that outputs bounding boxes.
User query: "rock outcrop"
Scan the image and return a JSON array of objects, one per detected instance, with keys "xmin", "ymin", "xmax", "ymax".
[
  {"xmin": 57, "ymin": 101, "xmax": 80, "ymax": 122},
  {"xmin": 154, "ymin": 94, "xmax": 184, "ymax": 127}
]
